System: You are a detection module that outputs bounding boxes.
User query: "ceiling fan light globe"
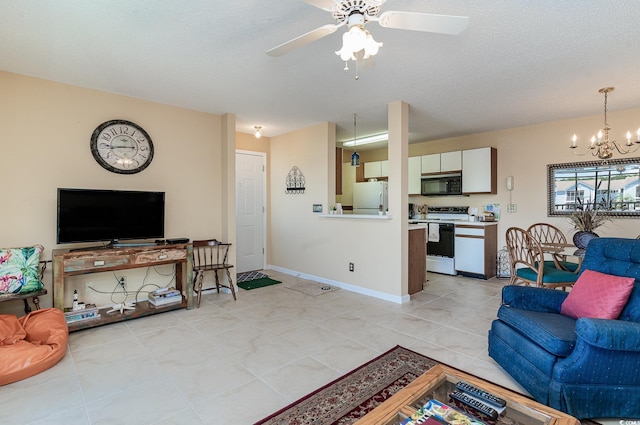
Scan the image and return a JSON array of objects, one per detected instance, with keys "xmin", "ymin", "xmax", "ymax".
[
  {"xmin": 346, "ymin": 25, "xmax": 367, "ymax": 51},
  {"xmin": 336, "ymin": 46, "xmax": 355, "ymax": 61},
  {"xmin": 364, "ymin": 33, "xmax": 382, "ymax": 56}
]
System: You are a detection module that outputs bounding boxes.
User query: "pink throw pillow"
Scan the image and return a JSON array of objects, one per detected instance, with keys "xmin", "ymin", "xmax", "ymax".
[{"xmin": 561, "ymin": 269, "xmax": 635, "ymax": 320}]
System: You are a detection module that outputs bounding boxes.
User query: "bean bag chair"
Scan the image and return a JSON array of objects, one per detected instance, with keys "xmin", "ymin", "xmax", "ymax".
[{"xmin": 0, "ymin": 308, "xmax": 68, "ymax": 386}]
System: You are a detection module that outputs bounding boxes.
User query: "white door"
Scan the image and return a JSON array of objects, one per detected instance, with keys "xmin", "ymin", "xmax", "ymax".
[{"xmin": 236, "ymin": 151, "xmax": 265, "ymax": 273}]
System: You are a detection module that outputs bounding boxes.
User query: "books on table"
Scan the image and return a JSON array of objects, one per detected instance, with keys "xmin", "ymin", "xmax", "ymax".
[
  {"xmin": 64, "ymin": 305, "xmax": 100, "ymax": 324},
  {"xmin": 402, "ymin": 399, "xmax": 486, "ymax": 425},
  {"xmin": 148, "ymin": 287, "xmax": 182, "ymax": 307}
]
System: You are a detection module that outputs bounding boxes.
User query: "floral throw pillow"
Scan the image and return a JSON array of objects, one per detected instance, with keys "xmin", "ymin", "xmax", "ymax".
[{"xmin": 0, "ymin": 245, "xmax": 44, "ymax": 295}]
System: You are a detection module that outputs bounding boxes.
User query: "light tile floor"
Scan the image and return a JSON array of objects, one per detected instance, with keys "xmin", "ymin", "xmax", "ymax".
[{"xmin": 0, "ymin": 271, "xmax": 584, "ymax": 424}]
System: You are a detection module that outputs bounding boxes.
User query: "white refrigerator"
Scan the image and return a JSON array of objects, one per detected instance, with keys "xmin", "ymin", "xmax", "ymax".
[{"xmin": 353, "ymin": 181, "xmax": 389, "ymax": 215}]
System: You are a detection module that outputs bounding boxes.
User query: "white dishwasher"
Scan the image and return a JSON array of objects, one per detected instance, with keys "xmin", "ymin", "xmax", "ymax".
[{"xmin": 454, "ymin": 225, "xmax": 486, "ymax": 276}]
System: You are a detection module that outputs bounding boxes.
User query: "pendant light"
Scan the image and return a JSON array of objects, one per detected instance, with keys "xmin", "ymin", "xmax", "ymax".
[{"xmin": 350, "ymin": 113, "xmax": 360, "ymax": 167}]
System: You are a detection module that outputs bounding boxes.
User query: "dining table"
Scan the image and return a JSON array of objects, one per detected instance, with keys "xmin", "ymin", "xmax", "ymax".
[{"xmin": 539, "ymin": 242, "xmax": 585, "ymax": 273}]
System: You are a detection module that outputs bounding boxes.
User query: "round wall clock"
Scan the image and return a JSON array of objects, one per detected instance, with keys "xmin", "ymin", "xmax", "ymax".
[{"xmin": 90, "ymin": 119, "xmax": 154, "ymax": 174}]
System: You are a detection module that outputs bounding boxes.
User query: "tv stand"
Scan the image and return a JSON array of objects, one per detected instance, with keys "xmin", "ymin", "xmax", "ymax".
[
  {"xmin": 52, "ymin": 244, "xmax": 193, "ymax": 332},
  {"xmin": 69, "ymin": 240, "xmax": 159, "ymax": 252},
  {"xmin": 111, "ymin": 242, "xmax": 158, "ymax": 248}
]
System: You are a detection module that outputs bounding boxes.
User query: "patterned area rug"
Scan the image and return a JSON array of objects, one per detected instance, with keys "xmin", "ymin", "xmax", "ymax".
[
  {"xmin": 283, "ymin": 281, "xmax": 340, "ymax": 296},
  {"xmin": 255, "ymin": 345, "xmax": 437, "ymax": 425}
]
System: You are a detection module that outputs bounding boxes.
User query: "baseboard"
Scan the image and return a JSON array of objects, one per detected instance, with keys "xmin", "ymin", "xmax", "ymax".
[{"xmin": 265, "ymin": 265, "xmax": 410, "ymax": 304}]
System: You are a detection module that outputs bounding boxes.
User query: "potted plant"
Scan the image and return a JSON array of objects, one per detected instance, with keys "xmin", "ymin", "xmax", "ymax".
[{"xmin": 568, "ymin": 198, "xmax": 610, "ymax": 249}]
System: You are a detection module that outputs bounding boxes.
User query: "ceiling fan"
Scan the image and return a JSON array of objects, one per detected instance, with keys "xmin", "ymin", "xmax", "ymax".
[{"xmin": 266, "ymin": 0, "xmax": 469, "ymax": 60}]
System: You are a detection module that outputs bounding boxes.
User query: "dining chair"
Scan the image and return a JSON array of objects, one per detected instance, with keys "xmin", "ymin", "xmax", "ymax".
[
  {"xmin": 192, "ymin": 239, "xmax": 236, "ymax": 307},
  {"xmin": 505, "ymin": 227, "xmax": 578, "ymax": 290},
  {"xmin": 526, "ymin": 223, "xmax": 580, "ymax": 272}
]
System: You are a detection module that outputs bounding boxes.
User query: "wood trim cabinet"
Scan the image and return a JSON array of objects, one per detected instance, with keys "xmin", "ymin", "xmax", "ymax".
[
  {"xmin": 454, "ymin": 224, "xmax": 497, "ymax": 279},
  {"xmin": 462, "ymin": 147, "xmax": 497, "ymax": 194},
  {"xmin": 336, "ymin": 147, "xmax": 343, "ymax": 195},
  {"xmin": 409, "ymin": 227, "xmax": 426, "ymax": 294},
  {"xmin": 53, "ymin": 244, "xmax": 193, "ymax": 331}
]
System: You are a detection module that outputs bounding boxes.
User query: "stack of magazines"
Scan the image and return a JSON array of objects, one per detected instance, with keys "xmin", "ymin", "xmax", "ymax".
[
  {"xmin": 148, "ymin": 287, "xmax": 182, "ymax": 307},
  {"xmin": 401, "ymin": 399, "xmax": 485, "ymax": 425},
  {"xmin": 64, "ymin": 305, "xmax": 100, "ymax": 324}
]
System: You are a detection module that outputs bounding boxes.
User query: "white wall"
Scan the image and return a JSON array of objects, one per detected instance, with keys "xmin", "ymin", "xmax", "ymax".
[
  {"xmin": 1, "ymin": 71, "xmax": 229, "ymax": 313},
  {"xmin": 269, "ymin": 108, "xmax": 409, "ymax": 302}
]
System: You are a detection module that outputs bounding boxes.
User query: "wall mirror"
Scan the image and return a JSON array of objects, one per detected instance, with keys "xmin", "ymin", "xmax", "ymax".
[{"xmin": 548, "ymin": 157, "xmax": 640, "ymax": 217}]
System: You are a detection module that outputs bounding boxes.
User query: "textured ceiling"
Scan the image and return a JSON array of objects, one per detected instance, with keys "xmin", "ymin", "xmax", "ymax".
[{"xmin": 2, "ymin": 0, "xmax": 640, "ymax": 145}]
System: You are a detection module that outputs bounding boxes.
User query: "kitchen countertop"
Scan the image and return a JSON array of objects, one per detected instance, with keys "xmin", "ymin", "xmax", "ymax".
[{"xmin": 408, "ymin": 219, "xmax": 499, "ymax": 227}]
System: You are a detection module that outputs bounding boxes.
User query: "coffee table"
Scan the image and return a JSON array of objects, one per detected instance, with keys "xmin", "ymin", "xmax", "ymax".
[{"xmin": 355, "ymin": 364, "xmax": 579, "ymax": 425}]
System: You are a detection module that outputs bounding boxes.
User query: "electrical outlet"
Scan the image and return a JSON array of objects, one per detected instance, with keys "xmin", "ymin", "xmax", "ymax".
[
  {"xmin": 507, "ymin": 204, "xmax": 518, "ymax": 213},
  {"xmin": 349, "ymin": 262, "xmax": 354, "ymax": 272},
  {"xmin": 118, "ymin": 276, "xmax": 126, "ymax": 289}
]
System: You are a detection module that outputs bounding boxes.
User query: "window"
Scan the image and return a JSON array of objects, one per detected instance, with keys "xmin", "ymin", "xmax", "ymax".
[
  {"xmin": 566, "ymin": 190, "xmax": 584, "ymax": 203},
  {"xmin": 548, "ymin": 158, "xmax": 640, "ymax": 217}
]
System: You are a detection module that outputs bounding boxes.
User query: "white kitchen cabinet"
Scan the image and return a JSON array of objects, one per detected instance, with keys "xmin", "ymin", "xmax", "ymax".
[
  {"xmin": 421, "ymin": 154, "xmax": 440, "ymax": 173},
  {"xmin": 454, "ymin": 223, "xmax": 497, "ymax": 279},
  {"xmin": 421, "ymin": 151, "xmax": 461, "ymax": 173},
  {"xmin": 364, "ymin": 160, "xmax": 388, "ymax": 179},
  {"xmin": 462, "ymin": 147, "xmax": 497, "ymax": 194},
  {"xmin": 364, "ymin": 162, "xmax": 379, "ymax": 178},
  {"xmin": 441, "ymin": 151, "xmax": 462, "ymax": 171},
  {"xmin": 408, "ymin": 156, "xmax": 421, "ymax": 195}
]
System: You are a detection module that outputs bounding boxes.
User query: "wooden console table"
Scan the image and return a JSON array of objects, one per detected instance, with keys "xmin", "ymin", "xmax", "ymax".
[{"xmin": 52, "ymin": 243, "xmax": 193, "ymax": 331}]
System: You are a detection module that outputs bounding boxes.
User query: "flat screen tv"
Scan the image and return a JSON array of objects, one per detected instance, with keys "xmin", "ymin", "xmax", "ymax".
[{"xmin": 57, "ymin": 188, "xmax": 165, "ymax": 246}]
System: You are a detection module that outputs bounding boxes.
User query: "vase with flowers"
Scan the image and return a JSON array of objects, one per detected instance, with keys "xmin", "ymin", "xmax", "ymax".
[{"xmin": 568, "ymin": 198, "xmax": 610, "ymax": 249}]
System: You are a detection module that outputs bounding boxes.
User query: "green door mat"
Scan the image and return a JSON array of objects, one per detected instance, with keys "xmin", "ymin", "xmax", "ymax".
[{"xmin": 237, "ymin": 277, "xmax": 281, "ymax": 290}]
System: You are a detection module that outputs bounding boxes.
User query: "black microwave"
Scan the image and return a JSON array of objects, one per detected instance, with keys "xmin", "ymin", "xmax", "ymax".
[{"xmin": 421, "ymin": 173, "xmax": 463, "ymax": 196}]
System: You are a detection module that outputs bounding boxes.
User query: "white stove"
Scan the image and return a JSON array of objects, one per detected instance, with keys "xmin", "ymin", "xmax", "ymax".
[
  {"xmin": 424, "ymin": 206, "xmax": 469, "ymax": 276},
  {"xmin": 426, "ymin": 206, "xmax": 470, "ymax": 222}
]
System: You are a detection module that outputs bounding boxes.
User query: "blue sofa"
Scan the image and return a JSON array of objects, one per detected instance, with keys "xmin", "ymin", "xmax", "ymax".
[{"xmin": 488, "ymin": 237, "xmax": 640, "ymax": 419}]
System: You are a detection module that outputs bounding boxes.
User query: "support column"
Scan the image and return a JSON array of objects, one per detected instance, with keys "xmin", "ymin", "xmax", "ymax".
[
  {"xmin": 388, "ymin": 101, "xmax": 409, "ymax": 297},
  {"xmin": 221, "ymin": 113, "xmax": 236, "ymax": 268}
]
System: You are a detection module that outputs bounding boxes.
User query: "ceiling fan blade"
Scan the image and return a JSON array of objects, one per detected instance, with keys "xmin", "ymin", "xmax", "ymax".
[
  {"xmin": 267, "ymin": 24, "xmax": 338, "ymax": 57},
  {"xmin": 302, "ymin": 0, "xmax": 335, "ymax": 12},
  {"xmin": 377, "ymin": 11, "xmax": 469, "ymax": 35}
]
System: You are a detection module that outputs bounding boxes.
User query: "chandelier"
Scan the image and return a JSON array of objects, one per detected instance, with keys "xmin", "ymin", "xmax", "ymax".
[{"xmin": 570, "ymin": 87, "xmax": 640, "ymax": 160}]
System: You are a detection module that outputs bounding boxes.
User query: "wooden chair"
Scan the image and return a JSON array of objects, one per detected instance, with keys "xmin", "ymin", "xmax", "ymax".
[
  {"xmin": 527, "ymin": 223, "xmax": 580, "ymax": 272},
  {"xmin": 505, "ymin": 227, "xmax": 578, "ymax": 290},
  {"xmin": 192, "ymin": 239, "xmax": 236, "ymax": 307}
]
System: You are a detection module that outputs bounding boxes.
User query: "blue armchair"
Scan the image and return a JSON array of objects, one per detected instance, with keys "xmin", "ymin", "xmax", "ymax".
[{"xmin": 488, "ymin": 237, "xmax": 640, "ymax": 419}]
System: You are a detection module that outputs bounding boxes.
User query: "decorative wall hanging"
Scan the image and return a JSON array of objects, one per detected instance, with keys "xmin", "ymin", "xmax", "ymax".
[{"xmin": 286, "ymin": 166, "xmax": 306, "ymax": 194}]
